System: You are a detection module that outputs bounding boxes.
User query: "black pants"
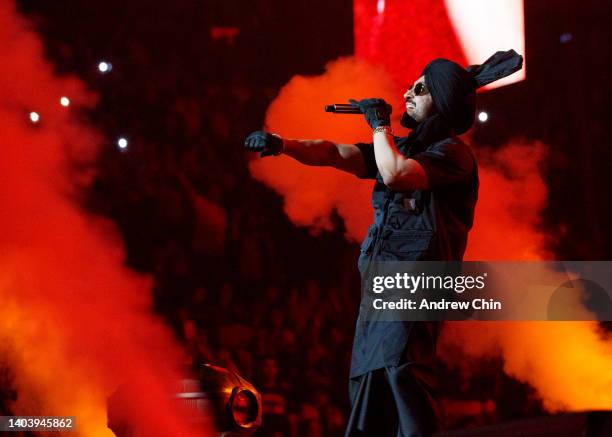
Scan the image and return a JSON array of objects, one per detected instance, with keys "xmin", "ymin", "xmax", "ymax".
[{"xmin": 344, "ymin": 363, "xmax": 439, "ymax": 437}]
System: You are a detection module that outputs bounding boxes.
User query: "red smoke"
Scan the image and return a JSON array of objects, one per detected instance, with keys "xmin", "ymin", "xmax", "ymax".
[
  {"xmin": 440, "ymin": 322, "xmax": 612, "ymax": 411},
  {"xmin": 0, "ymin": 2, "xmax": 210, "ymax": 435},
  {"xmin": 249, "ymin": 56, "xmax": 405, "ymax": 241},
  {"xmin": 441, "ymin": 140, "xmax": 612, "ymax": 411},
  {"xmin": 465, "ymin": 140, "xmax": 553, "ymax": 260}
]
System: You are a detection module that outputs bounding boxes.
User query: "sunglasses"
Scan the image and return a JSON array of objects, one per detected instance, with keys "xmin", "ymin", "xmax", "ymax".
[{"xmin": 408, "ymin": 82, "xmax": 429, "ymax": 96}]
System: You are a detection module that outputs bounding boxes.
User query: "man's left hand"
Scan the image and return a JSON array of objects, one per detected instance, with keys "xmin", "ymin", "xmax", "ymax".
[{"xmin": 349, "ymin": 98, "xmax": 392, "ymax": 129}]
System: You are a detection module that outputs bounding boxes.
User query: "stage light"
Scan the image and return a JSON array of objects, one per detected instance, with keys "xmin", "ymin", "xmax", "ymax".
[
  {"xmin": 478, "ymin": 111, "xmax": 488, "ymax": 122},
  {"xmin": 60, "ymin": 96, "xmax": 70, "ymax": 107},
  {"xmin": 117, "ymin": 137, "xmax": 128, "ymax": 149},
  {"xmin": 230, "ymin": 389, "xmax": 258, "ymax": 428},
  {"xmin": 354, "ymin": 0, "xmax": 525, "ymax": 92},
  {"xmin": 443, "ymin": 0, "xmax": 525, "ymax": 89},
  {"xmin": 98, "ymin": 61, "xmax": 112, "ymax": 73},
  {"xmin": 29, "ymin": 112, "xmax": 40, "ymax": 123},
  {"xmin": 560, "ymin": 33, "xmax": 573, "ymax": 44}
]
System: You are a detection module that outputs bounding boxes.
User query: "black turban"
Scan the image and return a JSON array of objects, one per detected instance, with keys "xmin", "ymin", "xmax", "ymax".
[{"xmin": 413, "ymin": 50, "xmax": 523, "ymax": 135}]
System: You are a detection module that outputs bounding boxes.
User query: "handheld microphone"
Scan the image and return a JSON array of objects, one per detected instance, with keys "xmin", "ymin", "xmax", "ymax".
[{"xmin": 324, "ymin": 104, "xmax": 362, "ymax": 114}]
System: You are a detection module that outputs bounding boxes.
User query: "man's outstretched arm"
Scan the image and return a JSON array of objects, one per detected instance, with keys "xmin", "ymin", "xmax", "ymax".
[
  {"xmin": 283, "ymin": 139, "xmax": 369, "ymax": 177},
  {"xmin": 244, "ymin": 130, "xmax": 369, "ymax": 178}
]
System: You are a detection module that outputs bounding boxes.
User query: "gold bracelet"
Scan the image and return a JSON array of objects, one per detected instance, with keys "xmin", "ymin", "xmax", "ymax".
[{"xmin": 373, "ymin": 126, "xmax": 393, "ymax": 136}]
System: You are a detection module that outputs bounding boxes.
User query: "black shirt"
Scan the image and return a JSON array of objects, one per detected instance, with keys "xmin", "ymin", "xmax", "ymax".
[{"xmin": 355, "ymin": 118, "xmax": 478, "ymax": 262}]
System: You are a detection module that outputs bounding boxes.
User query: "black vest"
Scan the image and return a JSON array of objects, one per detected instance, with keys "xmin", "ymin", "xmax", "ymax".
[{"xmin": 350, "ymin": 116, "xmax": 478, "ymax": 378}]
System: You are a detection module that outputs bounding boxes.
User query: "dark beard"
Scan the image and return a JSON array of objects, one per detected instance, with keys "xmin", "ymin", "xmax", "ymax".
[{"xmin": 400, "ymin": 111, "xmax": 419, "ymax": 129}]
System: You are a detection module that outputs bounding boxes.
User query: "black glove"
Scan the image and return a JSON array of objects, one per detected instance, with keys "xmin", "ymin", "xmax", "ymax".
[
  {"xmin": 348, "ymin": 98, "xmax": 392, "ymax": 129},
  {"xmin": 244, "ymin": 130, "xmax": 284, "ymax": 157}
]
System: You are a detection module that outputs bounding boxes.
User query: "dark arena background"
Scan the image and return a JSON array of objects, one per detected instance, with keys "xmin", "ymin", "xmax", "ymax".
[{"xmin": 1, "ymin": 0, "xmax": 611, "ymax": 436}]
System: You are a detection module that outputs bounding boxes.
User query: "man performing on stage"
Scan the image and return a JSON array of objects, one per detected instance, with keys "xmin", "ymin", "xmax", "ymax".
[{"xmin": 244, "ymin": 50, "xmax": 522, "ymax": 436}]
